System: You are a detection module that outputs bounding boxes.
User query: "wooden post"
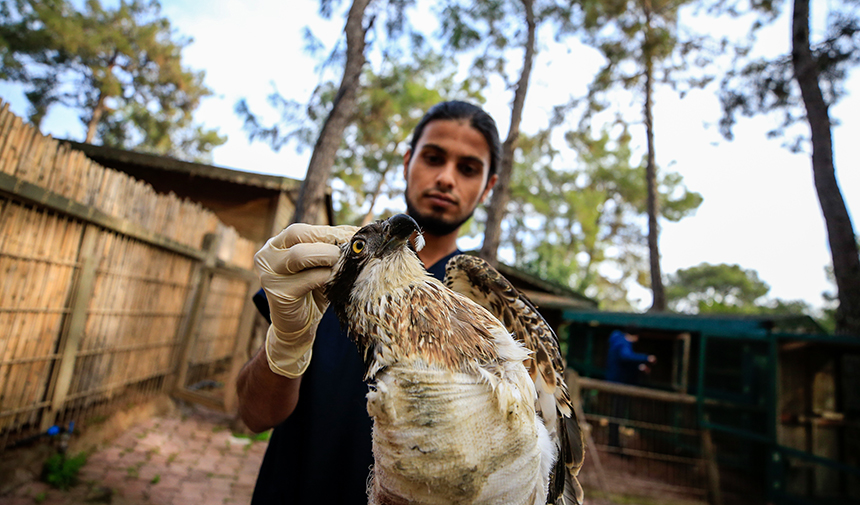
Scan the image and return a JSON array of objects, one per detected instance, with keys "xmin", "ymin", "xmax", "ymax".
[
  {"xmin": 566, "ymin": 369, "xmax": 610, "ymax": 498},
  {"xmin": 40, "ymin": 225, "xmax": 100, "ymax": 432},
  {"xmin": 170, "ymin": 233, "xmax": 219, "ymax": 393},
  {"xmin": 679, "ymin": 332, "xmax": 691, "ymax": 393},
  {"xmin": 222, "ymin": 278, "xmax": 260, "ymax": 414},
  {"xmin": 701, "ymin": 419, "xmax": 723, "ymax": 505}
]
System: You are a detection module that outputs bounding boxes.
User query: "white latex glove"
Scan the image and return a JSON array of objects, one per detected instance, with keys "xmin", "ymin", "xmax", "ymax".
[{"xmin": 254, "ymin": 223, "xmax": 358, "ymax": 378}]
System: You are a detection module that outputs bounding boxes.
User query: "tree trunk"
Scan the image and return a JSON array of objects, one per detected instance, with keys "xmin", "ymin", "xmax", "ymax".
[
  {"xmin": 292, "ymin": 0, "xmax": 372, "ymax": 224},
  {"xmin": 643, "ymin": 9, "xmax": 665, "ymax": 312},
  {"xmin": 480, "ymin": 0, "xmax": 536, "ymax": 265},
  {"xmin": 361, "ymin": 164, "xmax": 394, "ymax": 226},
  {"xmin": 85, "ymin": 90, "xmax": 108, "ymax": 143},
  {"xmin": 791, "ymin": 0, "xmax": 860, "ymax": 335}
]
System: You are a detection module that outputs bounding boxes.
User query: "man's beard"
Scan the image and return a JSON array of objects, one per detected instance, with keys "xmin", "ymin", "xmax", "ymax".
[{"xmin": 405, "ymin": 194, "xmax": 474, "ymax": 236}]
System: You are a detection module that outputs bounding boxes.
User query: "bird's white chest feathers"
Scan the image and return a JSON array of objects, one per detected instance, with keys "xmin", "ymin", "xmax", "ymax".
[{"xmin": 366, "ymin": 365, "xmax": 554, "ymax": 505}]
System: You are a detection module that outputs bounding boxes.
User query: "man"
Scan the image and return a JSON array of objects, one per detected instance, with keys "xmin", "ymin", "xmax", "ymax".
[
  {"xmin": 605, "ymin": 326, "xmax": 656, "ymax": 449},
  {"xmin": 236, "ymin": 101, "xmax": 500, "ymax": 504}
]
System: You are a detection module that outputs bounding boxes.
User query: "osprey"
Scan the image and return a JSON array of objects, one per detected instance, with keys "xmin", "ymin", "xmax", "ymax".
[{"xmin": 325, "ymin": 214, "xmax": 584, "ymax": 505}]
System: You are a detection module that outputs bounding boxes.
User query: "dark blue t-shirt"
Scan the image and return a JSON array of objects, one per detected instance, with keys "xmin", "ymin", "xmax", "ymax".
[
  {"xmin": 605, "ymin": 329, "xmax": 650, "ymax": 385},
  {"xmin": 250, "ymin": 250, "xmax": 461, "ymax": 504}
]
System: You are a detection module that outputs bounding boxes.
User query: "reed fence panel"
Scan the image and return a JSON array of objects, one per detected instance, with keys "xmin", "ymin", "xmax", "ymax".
[
  {"xmin": 0, "ymin": 202, "xmax": 82, "ymax": 434},
  {"xmin": 0, "ymin": 101, "xmax": 259, "ymax": 451},
  {"xmin": 183, "ymin": 273, "xmax": 251, "ymax": 393}
]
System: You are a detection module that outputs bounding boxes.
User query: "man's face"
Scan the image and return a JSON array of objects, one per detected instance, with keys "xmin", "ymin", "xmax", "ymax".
[{"xmin": 403, "ymin": 119, "xmax": 498, "ymax": 236}]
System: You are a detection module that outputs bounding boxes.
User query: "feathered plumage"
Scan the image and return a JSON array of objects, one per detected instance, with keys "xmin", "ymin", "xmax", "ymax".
[
  {"xmin": 325, "ymin": 214, "xmax": 584, "ymax": 505},
  {"xmin": 445, "ymin": 255, "xmax": 585, "ymax": 505}
]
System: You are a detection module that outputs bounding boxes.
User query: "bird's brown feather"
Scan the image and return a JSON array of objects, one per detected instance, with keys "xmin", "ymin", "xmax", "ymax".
[{"xmin": 444, "ymin": 254, "xmax": 585, "ymax": 505}]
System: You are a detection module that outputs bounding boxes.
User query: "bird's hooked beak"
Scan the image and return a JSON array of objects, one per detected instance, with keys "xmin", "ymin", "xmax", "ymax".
[{"xmin": 384, "ymin": 214, "xmax": 424, "ymax": 252}]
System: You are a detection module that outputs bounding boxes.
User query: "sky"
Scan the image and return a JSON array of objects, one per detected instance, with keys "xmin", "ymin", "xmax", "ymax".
[{"xmin": 1, "ymin": 0, "xmax": 857, "ymax": 312}]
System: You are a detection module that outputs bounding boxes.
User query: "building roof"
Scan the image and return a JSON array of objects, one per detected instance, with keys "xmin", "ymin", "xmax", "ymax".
[
  {"xmin": 561, "ymin": 309, "xmax": 827, "ymax": 338},
  {"xmin": 65, "ymin": 141, "xmax": 301, "ymax": 191},
  {"xmin": 494, "ymin": 261, "xmax": 598, "ymax": 311}
]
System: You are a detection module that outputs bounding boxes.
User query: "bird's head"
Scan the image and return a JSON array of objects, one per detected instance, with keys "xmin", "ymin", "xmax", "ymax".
[{"xmin": 325, "ymin": 214, "xmax": 427, "ymax": 327}]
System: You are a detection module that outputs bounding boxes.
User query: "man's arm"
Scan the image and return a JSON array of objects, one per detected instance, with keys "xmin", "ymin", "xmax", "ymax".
[
  {"xmin": 237, "ymin": 347, "xmax": 301, "ymax": 432},
  {"xmin": 235, "ymin": 224, "xmax": 357, "ymax": 433},
  {"xmin": 618, "ymin": 340, "xmax": 652, "ymax": 364}
]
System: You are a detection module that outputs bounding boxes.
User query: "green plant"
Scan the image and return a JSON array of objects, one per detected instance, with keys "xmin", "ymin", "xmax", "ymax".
[
  {"xmin": 150, "ymin": 474, "xmax": 161, "ymax": 485},
  {"xmin": 42, "ymin": 451, "xmax": 87, "ymax": 490},
  {"xmin": 34, "ymin": 491, "xmax": 47, "ymax": 503}
]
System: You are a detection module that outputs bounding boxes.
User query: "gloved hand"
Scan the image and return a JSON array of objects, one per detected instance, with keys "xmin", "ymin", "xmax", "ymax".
[{"xmin": 254, "ymin": 223, "xmax": 358, "ymax": 378}]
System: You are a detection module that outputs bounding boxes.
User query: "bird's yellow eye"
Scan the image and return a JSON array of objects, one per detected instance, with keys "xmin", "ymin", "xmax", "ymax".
[{"xmin": 352, "ymin": 240, "xmax": 365, "ymax": 254}]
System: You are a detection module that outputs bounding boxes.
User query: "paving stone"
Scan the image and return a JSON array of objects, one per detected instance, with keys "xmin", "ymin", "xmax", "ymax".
[
  {"xmin": 16, "ymin": 480, "xmax": 52, "ymax": 497},
  {"xmin": 236, "ymin": 470, "xmax": 258, "ymax": 486},
  {"xmin": 146, "ymin": 485, "xmax": 177, "ymax": 504},
  {"xmin": 194, "ymin": 455, "xmax": 219, "ymax": 473},
  {"xmin": 177, "ymin": 480, "xmax": 210, "ymax": 499},
  {"xmin": 136, "ymin": 463, "xmax": 162, "ymax": 483},
  {"xmin": 215, "ymin": 457, "xmax": 243, "ymax": 477},
  {"xmin": 1, "ymin": 497, "xmax": 36, "ymax": 505},
  {"xmin": 151, "ymin": 472, "xmax": 183, "ymax": 491},
  {"xmin": 1, "ymin": 409, "xmax": 270, "ymax": 505},
  {"xmin": 231, "ymin": 482, "xmax": 256, "ymax": 498},
  {"xmin": 184, "ymin": 469, "xmax": 212, "ymax": 483},
  {"xmin": 206, "ymin": 478, "xmax": 233, "ymax": 495},
  {"xmin": 97, "ymin": 446, "xmax": 126, "ymax": 463},
  {"xmin": 116, "ymin": 479, "xmax": 149, "ymax": 500}
]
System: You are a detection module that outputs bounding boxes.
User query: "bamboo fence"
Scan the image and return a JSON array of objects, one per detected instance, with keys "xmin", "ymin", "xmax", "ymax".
[{"xmin": 0, "ymin": 100, "xmax": 258, "ymax": 448}]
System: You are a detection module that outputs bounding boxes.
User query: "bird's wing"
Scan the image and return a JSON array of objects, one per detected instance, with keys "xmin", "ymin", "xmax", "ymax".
[{"xmin": 444, "ymin": 254, "xmax": 585, "ymax": 505}]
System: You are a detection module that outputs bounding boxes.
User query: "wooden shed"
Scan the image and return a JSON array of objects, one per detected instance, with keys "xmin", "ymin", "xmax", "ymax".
[{"xmin": 66, "ymin": 141, "xmax": 335, "ymax": 244}]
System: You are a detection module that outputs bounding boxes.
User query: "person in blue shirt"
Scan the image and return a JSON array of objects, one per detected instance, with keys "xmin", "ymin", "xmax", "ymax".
[
  {"xmin": 605, "ymin": 327, "xmax": 656, "ymax": 449},
  {"xmin": 236, "ymin": 101, "xmax": 501, "ymax": 504}
]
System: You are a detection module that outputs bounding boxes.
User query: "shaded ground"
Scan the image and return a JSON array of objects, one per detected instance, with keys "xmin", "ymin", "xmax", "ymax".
[
  {"xmin": 2, "ymin": 405, "xmax": 708, "ymax": 505},
  {"xmin": 2, "ymin": 406, "xmax": 266, "ymax": 505}
]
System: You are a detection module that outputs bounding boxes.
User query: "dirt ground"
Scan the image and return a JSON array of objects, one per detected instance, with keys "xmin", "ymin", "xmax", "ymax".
[{"xmin": 2, "ymin": 403, "xmax": 710, "ymax": 505}]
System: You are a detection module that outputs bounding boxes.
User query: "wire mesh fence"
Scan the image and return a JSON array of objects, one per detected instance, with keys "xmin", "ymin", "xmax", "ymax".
[{"xmin": 571, "ymin": 374, "xmax": 716, "ymax": 501}]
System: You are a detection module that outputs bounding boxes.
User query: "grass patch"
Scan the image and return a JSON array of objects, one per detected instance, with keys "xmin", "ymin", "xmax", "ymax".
[
  {"xmin": 231, "ymin": 430, "xmax": 271, "ymax": 443},
  {"xmin": 150, "ymin": 474, "xmax": 161, "ymax": 485},
  {"xmin": 85, "ymin": 414, "xmax": 108, "ymax": 425},
  {"xmin": 42, "ymin": 451, "xmax": 87, "ymax": 490}
]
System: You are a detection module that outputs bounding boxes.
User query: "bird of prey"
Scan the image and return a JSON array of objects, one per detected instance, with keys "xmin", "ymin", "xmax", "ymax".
[{"xmin": 325, "ymin": 214, "xmax": 584, "ymax": 505}]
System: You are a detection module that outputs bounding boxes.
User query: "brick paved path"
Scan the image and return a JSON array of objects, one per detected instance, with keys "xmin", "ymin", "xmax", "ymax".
[
  {"xmin": 3, "ymin": 406, "xmax": 710, "ymax": 505},
  {"xmin": 4, "ymin": 408, "xmax": 266, "ymax": 505}
]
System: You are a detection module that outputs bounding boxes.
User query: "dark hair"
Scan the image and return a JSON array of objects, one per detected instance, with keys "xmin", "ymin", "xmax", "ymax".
[{"xmin": 409, "ymin": 101, "xmax": 501, "ymax": 177}]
